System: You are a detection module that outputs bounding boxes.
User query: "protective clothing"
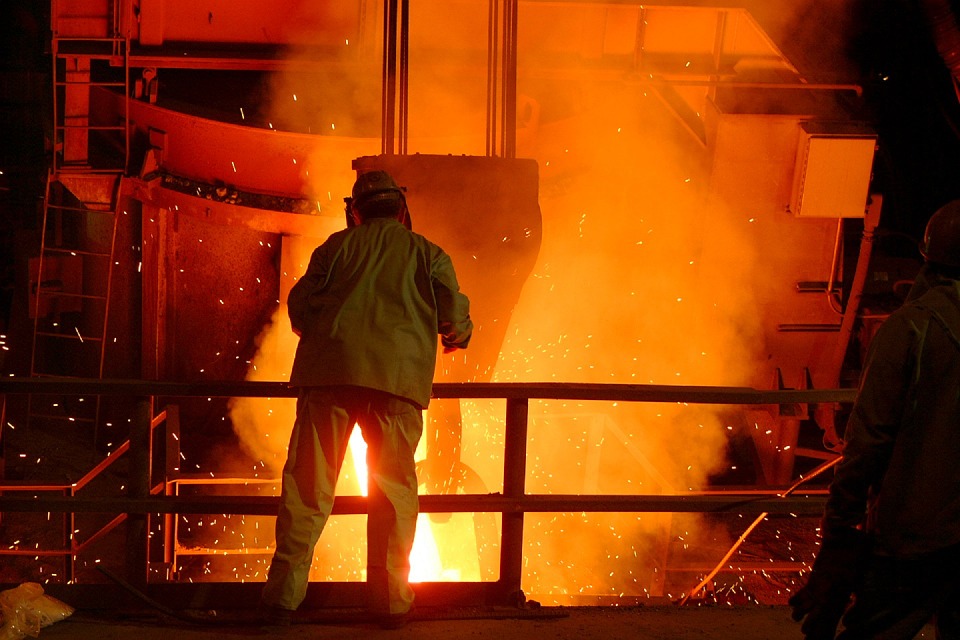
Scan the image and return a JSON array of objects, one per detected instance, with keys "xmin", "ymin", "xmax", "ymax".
[
  {"xmin": 823, "ymin": 272, "xmax": 960, "ymax": 555},
  {"xmin": 837, "ymin": 545, "xmax": 960, "ymax": 639},
  {"xmin": 920, "ymin": 199, "xmax": 960, "ymax": 268},
  {"xmin": 795, "ymin": 266, "xmax": 960, "ymax": 638},
  {"xmin": 263, "ymin": 212, "xmax": 472, "ymax": 619},
  {"xmin": 789, "ymin": 528, "xmax": 868, "ymax": 640},
  {"xmin": 262, "ymin": 387, "xmax": 424, "ymax": 617},
  {"xmin": 287, "ymin": 217, "xmax": 472, "ymax": 409}
]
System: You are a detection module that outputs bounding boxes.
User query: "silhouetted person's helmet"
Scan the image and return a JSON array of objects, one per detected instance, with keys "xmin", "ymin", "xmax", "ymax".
[
  {"xmin": 921, "ymin": 199, "xmax": 960, "ymax": 268},
  {"xmin": 345, "ymin": 170, "xmax": 411, "ymax": 228},
  {"xmin": 352, "ymin": 171, "xmax": 403, "ymax": 214}
]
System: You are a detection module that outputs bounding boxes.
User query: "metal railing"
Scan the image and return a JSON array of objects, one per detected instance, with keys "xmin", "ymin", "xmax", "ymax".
[{"xmin": 0, "ymin": 378, "xmax": 854, "ymax": 609}]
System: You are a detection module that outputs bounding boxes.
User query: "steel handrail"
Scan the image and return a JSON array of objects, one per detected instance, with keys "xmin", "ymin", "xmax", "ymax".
[
  {"xmin": 0, "ymin": 377, "xmax": 858, "ymax": 404},
  {"xmin": 0, "ymin": 378, "xmax": 847, "ymax": 603}
]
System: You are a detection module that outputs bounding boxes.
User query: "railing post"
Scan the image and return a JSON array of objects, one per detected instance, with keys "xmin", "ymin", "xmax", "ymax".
[
  {"xmin": 64, "ymin": 485, "xmax": 75, "ymax": 583},
  {"xmin": 126, "ymin": 396, "xmax": 152, "ymax": 588},
  {"xmin": 498, "ymin": 396, "xmax": 528, "ymax": 606},
  {"xmin": 162, "ymin": 404, "xmax": 180, "ymax": 578}
]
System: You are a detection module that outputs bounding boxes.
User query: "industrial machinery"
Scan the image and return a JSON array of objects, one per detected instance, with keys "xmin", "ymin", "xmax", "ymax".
[{"xmin": 3, "ymin": 0, "xmax": 959, "ymax": 606}]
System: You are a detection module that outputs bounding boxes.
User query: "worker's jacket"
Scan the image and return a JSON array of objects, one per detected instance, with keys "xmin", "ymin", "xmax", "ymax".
[
  {"xmin": 823, "ymin": 270, "xmax": 960, "ymax": 555},
  {"xmin": 287, "ymin": 217, "xmax": 472, "ymax": 408}
]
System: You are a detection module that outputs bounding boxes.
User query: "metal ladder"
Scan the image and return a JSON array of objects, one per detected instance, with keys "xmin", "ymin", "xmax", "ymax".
[
  {"xmin": 28, "ymin": 172, "xmax": 121, "ymax": 442},
  {"xmin": 28, "ymin": 6, "xmax": 129, "ymax": 444}
]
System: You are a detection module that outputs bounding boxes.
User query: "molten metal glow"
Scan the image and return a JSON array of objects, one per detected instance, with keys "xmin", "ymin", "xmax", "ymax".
[
  {"xmin": 346, "ymin": 426, "xmax": 452, "ymax": 582},
  {"xmin": 211, "ymin": 1, "xmax": 842, "ymax": 604}
]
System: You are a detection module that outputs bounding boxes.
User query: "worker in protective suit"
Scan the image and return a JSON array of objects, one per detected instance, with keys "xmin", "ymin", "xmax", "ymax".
[
  {"xmin": 790, "ymin": 199, "xmax": 960, "ymax": 639},
  {"xmin": 260, "ymin": 170, "xmax": 473, "ymax": 628}
]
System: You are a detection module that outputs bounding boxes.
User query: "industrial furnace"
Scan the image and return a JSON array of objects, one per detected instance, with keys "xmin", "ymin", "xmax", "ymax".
[{"xmin": 5, "ymin": 0, "xmax": 936, "ymax": 606}]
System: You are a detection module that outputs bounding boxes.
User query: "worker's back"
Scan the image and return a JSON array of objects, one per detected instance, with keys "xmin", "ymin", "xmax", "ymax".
[{"xmin": 288, "ymin": 216, "xmax": 470, "ymax": 408}]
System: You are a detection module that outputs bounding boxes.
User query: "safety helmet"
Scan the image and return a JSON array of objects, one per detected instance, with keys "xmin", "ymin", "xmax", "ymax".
[
  {"xmin": 352, "ymin": 170, "xmax": 403, "ymax": 211},
  {"xmin": 920, "ymin": 199, "xmax": 960, "ymax": 268},
  {"xmin": 345, "ymin": 170, "xmax": 410, "ymax": 228}
]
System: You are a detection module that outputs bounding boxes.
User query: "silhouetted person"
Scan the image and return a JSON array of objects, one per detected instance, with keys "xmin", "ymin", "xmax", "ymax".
[
  {"xmin": 791, "ymin": 199, "xmax": 960, "ymax": 639},
  {"xmin": 260, "ymin": 170, "xmax": 472, "ymax": 628}
]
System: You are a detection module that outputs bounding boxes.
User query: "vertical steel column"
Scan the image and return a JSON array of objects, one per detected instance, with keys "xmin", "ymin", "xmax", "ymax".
[
  {"xmin": 398, "ymin": 0, "xmax": 409, "ymax": 155},
  {"xmin": 381, "ymin": 0, "xmax": 409, "ymax": 156},
  {"xmin": 64, "ymin": 485, "xmax": 75, "ymax": 583},
  {"xmin": 126, "ymin": 396, "xmax": 153, "ymax": 588},
  {"xmin": 708, "ymin": 11, "xmax": 728, "ymax": 104},
  {"xmin": 485, "ymin": 0, "xmax": 518, "ymax": 158},
  {"xmin": 485, "ymin": 0, "xmax": 500, "ymax": 156},
  {"xmin": 381, "ymin": 0, "xmax": 398, "ymax": 155},
  {"xmin": 501, "ymin": 0, "xmax": 518, "ymax": 159},
  {"xmin": 498, "ymin": 396, "xmax": 528, "ymax": 604},
  {"xmin": 633, "ymin": 7, "xmax": 648, "ymax": 73},
  {"xmin": 162, "ymin": 404, "xmax": 181, "ymax": 575}
]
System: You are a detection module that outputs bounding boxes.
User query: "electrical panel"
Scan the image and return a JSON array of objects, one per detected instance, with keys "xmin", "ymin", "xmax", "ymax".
[{"xmin": 790, "ymin": 122, "xmax": 876, "ymax": 218}]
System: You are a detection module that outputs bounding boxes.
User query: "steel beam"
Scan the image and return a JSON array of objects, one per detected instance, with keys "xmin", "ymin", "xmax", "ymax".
[
  {"xmin": 0, "ymin": 378, "xmax": 858, "ymax": 404},
  {"xmin": 0, "ymin": 493, "xmax": 828, "ymax": 516}
]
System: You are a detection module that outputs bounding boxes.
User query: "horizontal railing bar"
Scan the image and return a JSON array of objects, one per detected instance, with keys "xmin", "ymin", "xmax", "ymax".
[
  {"xmin": 54, "ymin": 36, "xmax": 127, "ymax": 42},
  {"xmin": 55, "ymin": 123, "xmax": 126, "ymax": 129},
  {"xmin": 54, "ymin": 82, "xmax": 126, "ymax": 89},
  {"xmin": 42, "ymin": 246, "xmax": 112, "ymax": 257},
  {"xmin": 0, "ymin": 549, "xmax": 72, "ymax": 557},
  {"xmin": 0, "ymin": 482, "xmax": 73, "ymax": 491},
  {"xmin": 35, "ymin": 331, "xmax": 103, "ymax": 342},
  {"xmin": 665, "ymin": 561, "xmax": 808, "ymax": 573},
  {"xmin": 0, "ymin": 493, "xmax": 828, "ymax": 516},
  {"xmin": 0, "ymin": 378, "xmax": 858, "ymax": 404},
  {"xmin": 175, "ymin": 476, "xmax": 279, "ymax": 485},
  {"xmin": 35, "ymin": 291, "xmax": 108, "ymax": 301},
  {"xmin": 175, "ymin": 546, "xmax": 273, "ymax": 556},
  {"xmin": 44, "ymin": 203, "xmax": 116, "ymax": 213}
]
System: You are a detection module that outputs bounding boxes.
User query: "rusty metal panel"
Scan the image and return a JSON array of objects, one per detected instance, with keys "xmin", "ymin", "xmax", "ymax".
[
  {"xmin": 52, "ymin": 0, "xmax": 112, "ymax": 37},
  {"xmin": 95, "ymin": 86, "xmax": 377, "ymax": 200},
  {"xmin": 706, "ymin": 111, "xmax": 847, "ymax": 388},
  {"xmin": 134, "ymin": 0, "xmax": 362, "ymax": 47}
]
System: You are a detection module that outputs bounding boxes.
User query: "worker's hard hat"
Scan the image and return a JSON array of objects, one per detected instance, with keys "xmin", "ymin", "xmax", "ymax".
[
  {"xmin": 351, "ymin": 170, "xmax": 404, "ymax": 214},
  {"xmin": 921, "ymin": 199, "xmax": 960, "ymax": 268}
]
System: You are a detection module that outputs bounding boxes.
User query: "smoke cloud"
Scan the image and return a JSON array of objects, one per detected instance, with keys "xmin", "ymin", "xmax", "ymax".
[{"xmin": 225, "ymin": 1, "xmax": 839, "ymax": 600}]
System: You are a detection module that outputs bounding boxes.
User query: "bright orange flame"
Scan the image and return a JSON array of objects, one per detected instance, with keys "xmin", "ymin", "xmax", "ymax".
[
  {"xmin": 348, "ymin": 427, "xmax": 368, "ymax": 496},
  {"xmin": 347, "ymin": 426, "xmax": 451, "ymax": 582}
]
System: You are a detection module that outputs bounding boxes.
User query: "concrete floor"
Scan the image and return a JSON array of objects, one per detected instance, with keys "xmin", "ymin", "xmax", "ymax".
[
  {"xmin": 26, "ymin": 605, "xmax": 939, "ymax": 640},
  {"xmin": 32, "ymin": 606, "xmax": 795, "ymax": 640}
]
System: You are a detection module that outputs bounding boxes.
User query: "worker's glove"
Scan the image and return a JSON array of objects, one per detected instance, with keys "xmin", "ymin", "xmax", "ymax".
[{"xmin": 789, "ymin": 527, "xmax": 867, "ymax": 640}]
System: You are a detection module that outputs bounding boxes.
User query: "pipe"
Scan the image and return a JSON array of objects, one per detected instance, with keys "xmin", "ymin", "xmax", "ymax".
[
  {"xmin": 825, "ymin": 217, "xmax": 844, "ymax": 315},
  {"xmin": 815, "ymin": 197, "xmax": 882, "ymax": 450}
]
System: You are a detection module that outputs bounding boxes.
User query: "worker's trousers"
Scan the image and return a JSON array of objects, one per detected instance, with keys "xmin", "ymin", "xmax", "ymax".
[
  {"xmin": 838, "ymin": 543, "xmax": 960, "ymax": 639},
  {"xmin": 261, "ymin": 386, "xmax": 423, "ymax": 615}
]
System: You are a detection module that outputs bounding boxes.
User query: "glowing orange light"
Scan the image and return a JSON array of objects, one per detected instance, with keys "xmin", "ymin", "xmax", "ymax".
[{"xmin": 347, "ymin": 428, "xmax": 450, "ymax": 582}]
